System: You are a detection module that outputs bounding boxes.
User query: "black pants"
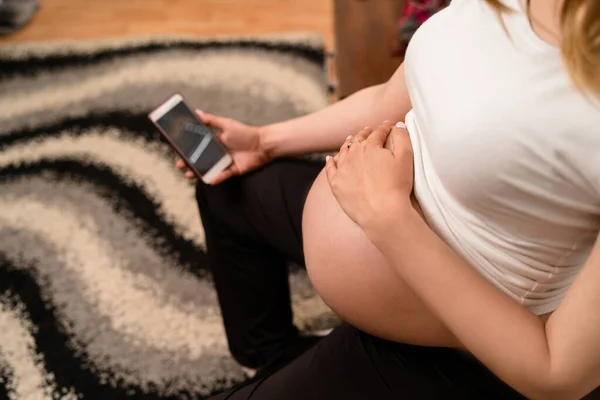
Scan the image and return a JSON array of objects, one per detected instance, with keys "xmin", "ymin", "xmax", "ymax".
[
  {"xmin": 196, "ymin": 159, "xmax": 526, "ymax": 399},
  {"xmin": 195, "ymin": 158, "xmax": 323, "ymax": 369}
]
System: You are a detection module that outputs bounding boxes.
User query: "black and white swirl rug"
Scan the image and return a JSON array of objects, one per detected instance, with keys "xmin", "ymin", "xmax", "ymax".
[{"xmin": 0, "ymin": 35, "xmax": 337, "ymax": 399}]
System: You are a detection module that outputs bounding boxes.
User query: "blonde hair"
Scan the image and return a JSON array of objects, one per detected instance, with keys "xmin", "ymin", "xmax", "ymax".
[{"xmin": 485, "ymin": 0, "xmax": 600, "ymax": 97}]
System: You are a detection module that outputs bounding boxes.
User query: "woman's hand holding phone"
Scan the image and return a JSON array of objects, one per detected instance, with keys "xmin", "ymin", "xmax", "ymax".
[{"xmin": 175, "ymin": 110, "xmax": 272, "ymax": 184}]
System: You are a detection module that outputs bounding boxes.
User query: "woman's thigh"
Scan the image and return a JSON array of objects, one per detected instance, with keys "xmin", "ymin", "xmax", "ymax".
[
  {"xmin": 212, "ymin": 324, "xmax": 525, "ymax": 400},
  {"xmin": 303, "ymin": 169, "xmax": 459, "ymax": 347}
]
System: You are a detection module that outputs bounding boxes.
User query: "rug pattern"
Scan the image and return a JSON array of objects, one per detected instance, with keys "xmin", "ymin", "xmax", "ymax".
[{"xmin": 0, "ymin": 35, "xmax": 336, "ymax": 399}]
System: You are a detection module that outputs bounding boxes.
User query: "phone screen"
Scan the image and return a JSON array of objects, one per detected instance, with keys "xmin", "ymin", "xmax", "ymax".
[{"xmin": 155, "ymin": 101, "xmax": 227, "ymax": 175}]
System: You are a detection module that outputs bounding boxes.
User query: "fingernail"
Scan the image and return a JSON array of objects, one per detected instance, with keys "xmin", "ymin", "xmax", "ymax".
[
  {"xmin": 395, "ymin": 122, "xmax": 407, "ymax": 129},
  {"xmin": 364, "ymin": 127, "xmax": 370, "ymax": 130},
  {"xmin": 383, "ymin": 120, "xmax": 390, "ymax": 124},
  {"xmin": 196, "ymin": 109, "xmax": 205, "ymax": 115},
  {"xmin": 346, "ymin": 135, "xmax": 352, "ymax": 140},
  {"xmin": 326, "ymin": 155, "xmax": 331, "ymax": 161}
]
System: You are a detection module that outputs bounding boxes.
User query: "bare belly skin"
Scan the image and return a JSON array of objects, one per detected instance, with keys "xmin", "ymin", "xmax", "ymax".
[
  {"xmin": 302, "ymin": 168, "xmax": 461, "ymax": 347},
  {"xmin": 302, "ymin": 168, "xmax": 552, "ymax": 347}
]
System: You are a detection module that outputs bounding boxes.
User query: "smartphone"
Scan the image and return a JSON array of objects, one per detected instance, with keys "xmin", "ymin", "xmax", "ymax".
[{"xmin": 149, "ymin": 94, "xmax": 232, "ymax": 184}]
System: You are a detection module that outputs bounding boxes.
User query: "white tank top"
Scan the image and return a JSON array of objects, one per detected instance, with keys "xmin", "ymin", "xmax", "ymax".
[{"xmin": 404, "ymin": 0, "xmax": 600, "ymax": 315}]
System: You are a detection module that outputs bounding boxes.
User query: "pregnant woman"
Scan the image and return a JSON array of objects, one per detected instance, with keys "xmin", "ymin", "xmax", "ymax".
[{"xmin": 180, "ymin": 0, "xmax": 600, "ymax": 398}]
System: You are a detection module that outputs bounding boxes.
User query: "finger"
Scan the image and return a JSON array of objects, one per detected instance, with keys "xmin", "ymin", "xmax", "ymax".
[
  {"xmin": 175, "ymin": 159, "xmax": 187, "ymax": 170},
  {"xmin": 209, "ymin": 166, "xmax": 238, "ymax": 185},
  {"xmin": 196, "ymin": 109, "xmax": 227, "ymax": 130},
  {"xmin": 353, "ymin": 126, "xmax": 372, "ymax": 143},
  {"xmin": 337, "ymin": 134, "xmax": 358, "ymax": 164},
  {"xmin": 333, "ymin": 137, "xmax": 349, "ymax": 162},
  {"xmin": 390, "ymin": 121, "xmax": 412, "ymax": 157},
  {"xmin": 325, "ymin": 155, "xmax": 337, "ymax": 185},
  {"xmin": 366, "ymin": 121, "xmax": 394, "ymax": 147},
  {"xmin": 342, "ymin": 127, "xmax": 371, "ymax": 151},
  {"xmin": 335, "ymin": 134, "xmax": 352, "ymax": 163},
  {"xmin": 338, "ymin": 126, "xmax": 369, "ymax": 163},
  {"xmin": 185, "ymin": 170, "xmax": 195, "ymax": 180}
]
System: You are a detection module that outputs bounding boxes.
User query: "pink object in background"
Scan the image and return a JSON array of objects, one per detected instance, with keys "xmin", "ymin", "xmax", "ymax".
[{"xmin": 390, "ymin": 0, "xmax": 450, "ymax": 56}]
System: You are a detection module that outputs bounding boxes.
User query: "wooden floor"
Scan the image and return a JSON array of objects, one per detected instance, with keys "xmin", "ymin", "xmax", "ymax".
[{"xmin": 0, "ymin": 0, "xmax": 334, "ymax": 49}]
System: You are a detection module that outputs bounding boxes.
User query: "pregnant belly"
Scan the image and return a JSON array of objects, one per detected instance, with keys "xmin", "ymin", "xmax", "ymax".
[
  {"xmin": 302, "ymin": 168, "xmax": 385, "ymax": 318},
  {"xmin": 301, "ymin": 167, "xmax": 454, "ymax": 344},
  {"xmin": 302, "ymin": 170, "xmax": 554, "ymax": 341}
]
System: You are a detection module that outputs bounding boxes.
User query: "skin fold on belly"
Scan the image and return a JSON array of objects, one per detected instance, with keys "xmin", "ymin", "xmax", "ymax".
[{"xmin": 301, "ymin": 168, "xmax": 552, "ymax": 345}]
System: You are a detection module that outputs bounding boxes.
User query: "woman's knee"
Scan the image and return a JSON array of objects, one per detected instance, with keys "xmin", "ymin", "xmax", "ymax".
[
  {"xmin": 194, "ymin": 163, "xmax": 285, "ymax": 236},
  {"xmin": 195, "ymin": 160, "xmax": 301, "ymax": 223},
  {"xmin": 194, "ymin": 177, "xmax": 247, "ymax": 237}
]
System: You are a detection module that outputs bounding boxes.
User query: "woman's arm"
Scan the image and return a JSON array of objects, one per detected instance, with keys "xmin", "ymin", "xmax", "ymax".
[
  {"xmin": 177, "ymin": 65, "xmax": 410, "ymax": 183},
  {"xmin": 371, "ymin": 205, "xmax": 600, "ymax": 399},
  {"xmin": 261, "ymin": 64, "xmax": 411, "ymax": 158},
  {"xmin": 326, "ymin": 123, "xmax": 600, "ymax": 400}
]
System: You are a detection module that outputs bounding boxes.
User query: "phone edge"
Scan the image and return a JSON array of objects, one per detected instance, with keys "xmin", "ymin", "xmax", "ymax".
[
  {"xmin": 148, "ymin": 93, "xmax": 231, "ymax": 183},
  {"xmin": 148, "ymin": 93, "xmax": 204, "ymax": 180},
  {"xmin": 201, "ymin": 153, "xmax": 233, "ymax": 184},
  {"xmin": 148, "ymin": 93, "xmax": 183, "ymax": 121}
]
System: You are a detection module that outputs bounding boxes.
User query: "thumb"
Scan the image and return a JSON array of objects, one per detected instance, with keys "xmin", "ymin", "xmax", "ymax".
[
  {"xmin": 196, "ymin": 109, "xmax": 228, "ymax": 130},
  {"xmin": 209, "ymin": 166, "xmax": 238, "ymax": 185},
  {"xmin": 390, "ymin": 122, "xmax": 413, "ymax": 157}
]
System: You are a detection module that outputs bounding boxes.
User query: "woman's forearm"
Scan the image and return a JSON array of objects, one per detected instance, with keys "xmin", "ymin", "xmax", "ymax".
[
  {"xmin": 366, "ymin": 204, "xmax": 561, "ymax": 399},
  {"xmin": 261, "ymin": 84, "xmax": 385, "ymax": 157},
  {"xmin": 261, "ymin": 65, "xmax": 411, "ymax": 158}
]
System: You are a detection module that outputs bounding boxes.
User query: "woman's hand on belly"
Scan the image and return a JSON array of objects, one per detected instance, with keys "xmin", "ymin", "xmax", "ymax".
[
  {"xmin": 302, "ymin": 123, "xmax": 460, "ymax": 347},
  {"xmin": 325, "ymin": 122, "xmax": 414, "ymax": 234}
]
